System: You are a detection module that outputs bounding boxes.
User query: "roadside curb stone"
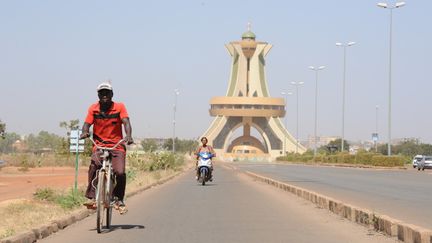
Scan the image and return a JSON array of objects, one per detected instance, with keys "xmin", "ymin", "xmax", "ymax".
[
  {"xmin": 0, "ymin": 231, "xmax": 36, "ymax": 243},
  {"xmin": 276, "ymin": 161, "xmax": 407, "ymax": 170},
  {"xmin": 0, "ymin": 166, "xmax": 190, "ymax": 243},
  {"xmin": 245, "ymin": 170, "xmax": 432, "ymax": 243}
]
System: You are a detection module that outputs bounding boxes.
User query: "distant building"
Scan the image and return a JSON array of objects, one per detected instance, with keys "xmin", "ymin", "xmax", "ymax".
[
  {"xmin": 12, "ymin": 139, "xmax": 26, "ymax": 152},
  {"xmin": 304, "ymin": 135, "xmax": 339, "ymax": 150}
]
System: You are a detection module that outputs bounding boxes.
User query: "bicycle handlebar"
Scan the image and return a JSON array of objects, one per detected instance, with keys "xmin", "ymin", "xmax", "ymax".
[{"xmin": 88, "ymin": 137, "xmax": 125, "ymax": 151}]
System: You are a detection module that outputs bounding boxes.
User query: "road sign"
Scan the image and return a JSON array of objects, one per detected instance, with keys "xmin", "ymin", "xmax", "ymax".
[
  {"xmin": 69, "ymin": 145, "xmax": 85, "ymax": 152},
  {"xmin": 69, "ymin": 129, "xmax": 84, "ymax": 192},
  {"xmin": 70, "ymin": 130, "xmax": 85, "ymax": 153},
  {"xmin": 372, "ymin": 133, "xmax": 379, "ymax": 142}
]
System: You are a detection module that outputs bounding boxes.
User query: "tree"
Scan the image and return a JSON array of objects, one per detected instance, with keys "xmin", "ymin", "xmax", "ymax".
[
  {"xmin": 0, "ymin": 132, "xmax": 20, "ymax": 154},
  {"xmin": 377, "ymin": 143, "xmax": 389, "ymax": 155},
  {"xmin": 0, "ymin": 120, "xmax": 5, "ymax": 139},
  {"xmin": 59, "ymin": 119, "xmax": 80, "ymax": 154},
  {"xmin": 141, "ymin": 139, "xmax": 158, "ymax": 152},
  {"xmin": 163, "ymin": 138, "xmax": 199, "ymax": 153},
  {"xmin": 25, "ymin": 131, "xmax": 64, "ymax": 152},
  {"xmin": 321, "ymin": 139, "xmax": 350, "ymax": 153},
  {"xmin": 59, "ymin": 119, "xmax": 80, "ymax": 137},
  {"xmin": 376, "ymin": 139, "xmax": 432, "ymax": 157},
  {"xmin": 163, "ymin": 138, "xmax": 175, "ymax": 151},
  {"xmin": 178, "ymin": 139, "xmax": 199, "ymax": 154}
]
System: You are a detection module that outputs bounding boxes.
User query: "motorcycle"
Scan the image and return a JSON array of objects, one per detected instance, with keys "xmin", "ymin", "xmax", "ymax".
[{"xmin": 197, "ymin": 152, "xmax": 213, "ymax": 185}]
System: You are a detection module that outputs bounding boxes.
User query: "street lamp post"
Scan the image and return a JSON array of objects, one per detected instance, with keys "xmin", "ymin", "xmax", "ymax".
[
  {"xmin": 290, "ymin": 81, "xmax": 304, "ymax": 154},
  {"xmin": 377, "ymin": 1, "xmax": 405, "ymax": 156},
  {"xmin": 336, "ymin": 41, "xmax": 356, "ymax": 152},
  {"xmin": 309, "ymin": 66, "xmax": 325, "ymax": 158},
  {"xmin": 172, "ymin": 89, "xmax": 180, "ymax": 153},
  {"xmin": 375, "ymin": 105, "xmax": 379, "ymax": 152},
  {"xmin": 281, "ymin": 91, "xmax": 292, "ymax": 154}
]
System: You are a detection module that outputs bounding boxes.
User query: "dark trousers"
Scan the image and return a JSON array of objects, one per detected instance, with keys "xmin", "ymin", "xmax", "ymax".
[{"xmin": 85, "ymin": 150, "xmax": 126, "ymax": 200}]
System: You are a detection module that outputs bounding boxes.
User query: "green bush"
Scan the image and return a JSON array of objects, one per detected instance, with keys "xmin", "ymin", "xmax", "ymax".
[
  {"xmin": 355, "ymin": 152, "xmax": 376, "ymax": 164},
  {"xmin": 34, "ymin": 188, "xmax": 57, "ymax": 202},
  {"xmin": 337, "ymin": 153, "xmax": 355, "ymax": 164},
  {"xmin": 127, "ymin": 151, "xmax": 184, "ymax": 172},
  {"xmin": 126, "ymin": 167, "xmax": 138, "ymax": 182},
  {"xmin": 34, "ymin": 187, "xmax": 86, "ymax": 209},
  {"xmin": 371, "ymin": 155, "xmax": 404, "ymax": 167},
  {"xmin": 277, "ymin": 151, "xmax": 405, "ymax": 167},
  {"xmin": 55, "ymin": 189, "xmax": 86, "ymax": 209}
]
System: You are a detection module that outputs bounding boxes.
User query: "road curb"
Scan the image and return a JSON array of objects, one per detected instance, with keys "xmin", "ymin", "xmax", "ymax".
[
  {"xmin": 276, "ymin": 161, "xmax": 407, "ymax": 170},
  {"xmin": 0, "ymin": 168, "xmax": 189, "ymax": 243},
  {"xmin": 245, "ymin": 171, "xmax": 432, "ymax": 243}
]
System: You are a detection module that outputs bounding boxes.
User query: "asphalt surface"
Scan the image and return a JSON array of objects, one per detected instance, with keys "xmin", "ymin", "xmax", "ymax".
[
  {"xmin": 234, "ymin": 162, "xmax": 432, "ymax": 229},
  {"xmin": 42, "ymin": 166, "xmax": 398, "ymax": 243}
]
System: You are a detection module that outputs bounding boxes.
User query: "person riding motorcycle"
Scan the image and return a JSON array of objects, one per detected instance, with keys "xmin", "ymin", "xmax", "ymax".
[
  {"xmin": 194, "ymin": 137, "xmax": 215, "ymax": 181},
  {"xmin": 80, "ymin": 81, "xmax": 133, "ymax": 214}
]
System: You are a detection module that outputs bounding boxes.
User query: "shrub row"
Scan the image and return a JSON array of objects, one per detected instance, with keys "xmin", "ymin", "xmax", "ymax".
[
  {"xmin": 277, "ymin": 152, "xmax": 406, "ymax": 167},
  {"xmin": 127, "ymin": 151, "xmax": 185, "ymax": 172}
]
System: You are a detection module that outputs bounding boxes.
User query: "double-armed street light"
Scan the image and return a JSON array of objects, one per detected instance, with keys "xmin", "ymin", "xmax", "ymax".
[
  {"xmin": 172, "ymin": 89, "xmax": 180, "ymax": 153},
  {"xmin": 377, "ymin": 1, "xmax": 406, "ymax": 156},
  {"xmin": 309, "ymin": 66, "xmax": 325, "ymax": 158},
  {"xmin": 336, "ymin": 41, "xmax": 356, "ymax": 152}
]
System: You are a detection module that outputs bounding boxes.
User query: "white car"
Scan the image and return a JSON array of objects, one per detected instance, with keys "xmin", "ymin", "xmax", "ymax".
[
  {"xmin": 417, "ymin": 156, "xmax": 432, "ymax": 171},
  {"xmin": 412, "ymin": 155, "xmax": 423, "ymax": 168}
]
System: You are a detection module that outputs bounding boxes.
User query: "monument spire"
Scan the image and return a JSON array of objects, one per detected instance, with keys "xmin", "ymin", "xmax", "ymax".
[{"xmin": 201, "ymin": 29, "xmax": 306, "ymax": 161}]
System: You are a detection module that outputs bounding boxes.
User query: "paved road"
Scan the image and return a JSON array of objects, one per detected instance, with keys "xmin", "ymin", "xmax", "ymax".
[
  {"xmin": 234, "ymin": 162, "xmax": 432, "ymax": 229},
  {"xmin": 42, "ymin": 166, "xmax": 398, "ymax": 243}
]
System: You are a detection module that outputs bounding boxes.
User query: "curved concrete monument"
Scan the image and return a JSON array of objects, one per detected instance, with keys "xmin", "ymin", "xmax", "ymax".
[{"xmin": 202, "ymin": 28, "xmax": 306, "ymax": 161}]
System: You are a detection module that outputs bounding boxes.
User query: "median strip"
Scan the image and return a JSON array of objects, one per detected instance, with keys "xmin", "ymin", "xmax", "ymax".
[{"xmin": 244, "ymin": 170, "xmax": 432, "ymax": 243}]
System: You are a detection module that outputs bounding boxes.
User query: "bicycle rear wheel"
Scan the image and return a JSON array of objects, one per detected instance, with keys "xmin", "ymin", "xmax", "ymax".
[{"xmin": 96, "ymin": 171, "xmax": 106, "ymax": 233}]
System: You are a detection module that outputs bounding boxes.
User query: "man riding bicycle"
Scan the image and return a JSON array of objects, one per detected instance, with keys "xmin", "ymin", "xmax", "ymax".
[{"xmin": 80, "ymin": 81, "xmax": 133, "ymax": 214}]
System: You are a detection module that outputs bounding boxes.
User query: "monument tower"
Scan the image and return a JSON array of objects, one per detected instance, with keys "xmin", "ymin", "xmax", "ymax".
[{"xmin": 202, "ymin": 26, "xmax": 306, "ymax": 161}]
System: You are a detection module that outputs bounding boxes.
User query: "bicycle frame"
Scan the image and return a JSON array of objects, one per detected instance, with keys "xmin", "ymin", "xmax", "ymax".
[{"xmin": 89, "ymin": 137, "xmax": 125, "ymax": 233}]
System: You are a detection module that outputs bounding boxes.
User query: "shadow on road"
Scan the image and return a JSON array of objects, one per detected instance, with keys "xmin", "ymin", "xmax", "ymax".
[
  {"xmin": 109, "ymin": 224, "xmax": 145, "ymax": 231},
  {"xmin": 195, "ymin": 183, "xmax": 217, "ymax": 186},
  {"xmin": 90, "ymin": 224, "xmax": 145, "ymax": 233}
]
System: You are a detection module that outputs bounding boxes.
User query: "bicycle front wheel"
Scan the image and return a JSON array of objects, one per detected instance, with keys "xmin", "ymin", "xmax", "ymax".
[
  {"xmin": 106, "ymin": 174, "xmax": 113, "ymax": 229},
  {"xmin": 96, "ymin": 171, "xmax": 106, "ymax": 233}
]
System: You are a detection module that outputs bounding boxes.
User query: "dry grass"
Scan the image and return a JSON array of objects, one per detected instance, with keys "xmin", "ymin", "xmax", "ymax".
[
  {"xmin": 0, "ymin": 199, "xmax": 67, "ymax": 239},
  {"xmin": 1, "ymin": 153, "xmax": 89, "ymax": 168}
]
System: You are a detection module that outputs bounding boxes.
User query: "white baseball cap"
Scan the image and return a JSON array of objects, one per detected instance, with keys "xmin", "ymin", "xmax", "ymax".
[{"xmin": 97, "ymin": 82, "xmax": 113, "ymax": 91}]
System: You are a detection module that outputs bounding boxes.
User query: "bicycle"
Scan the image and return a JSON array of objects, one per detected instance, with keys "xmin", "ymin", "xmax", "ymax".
[{"xmin": 89, "ymin": 137, "xmax": 125, "ymax": 233}]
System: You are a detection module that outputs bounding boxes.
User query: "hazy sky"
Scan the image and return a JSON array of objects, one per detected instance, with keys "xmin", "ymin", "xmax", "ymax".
[{"xmin": 1, "ymin": 0, "xmax": 431, "ymax": 143}]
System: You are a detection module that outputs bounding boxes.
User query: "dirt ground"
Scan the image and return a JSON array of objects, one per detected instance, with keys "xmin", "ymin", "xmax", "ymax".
[{"xmin": 0, "ymin": 166, "xmax": 88, "ymax": 202}]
